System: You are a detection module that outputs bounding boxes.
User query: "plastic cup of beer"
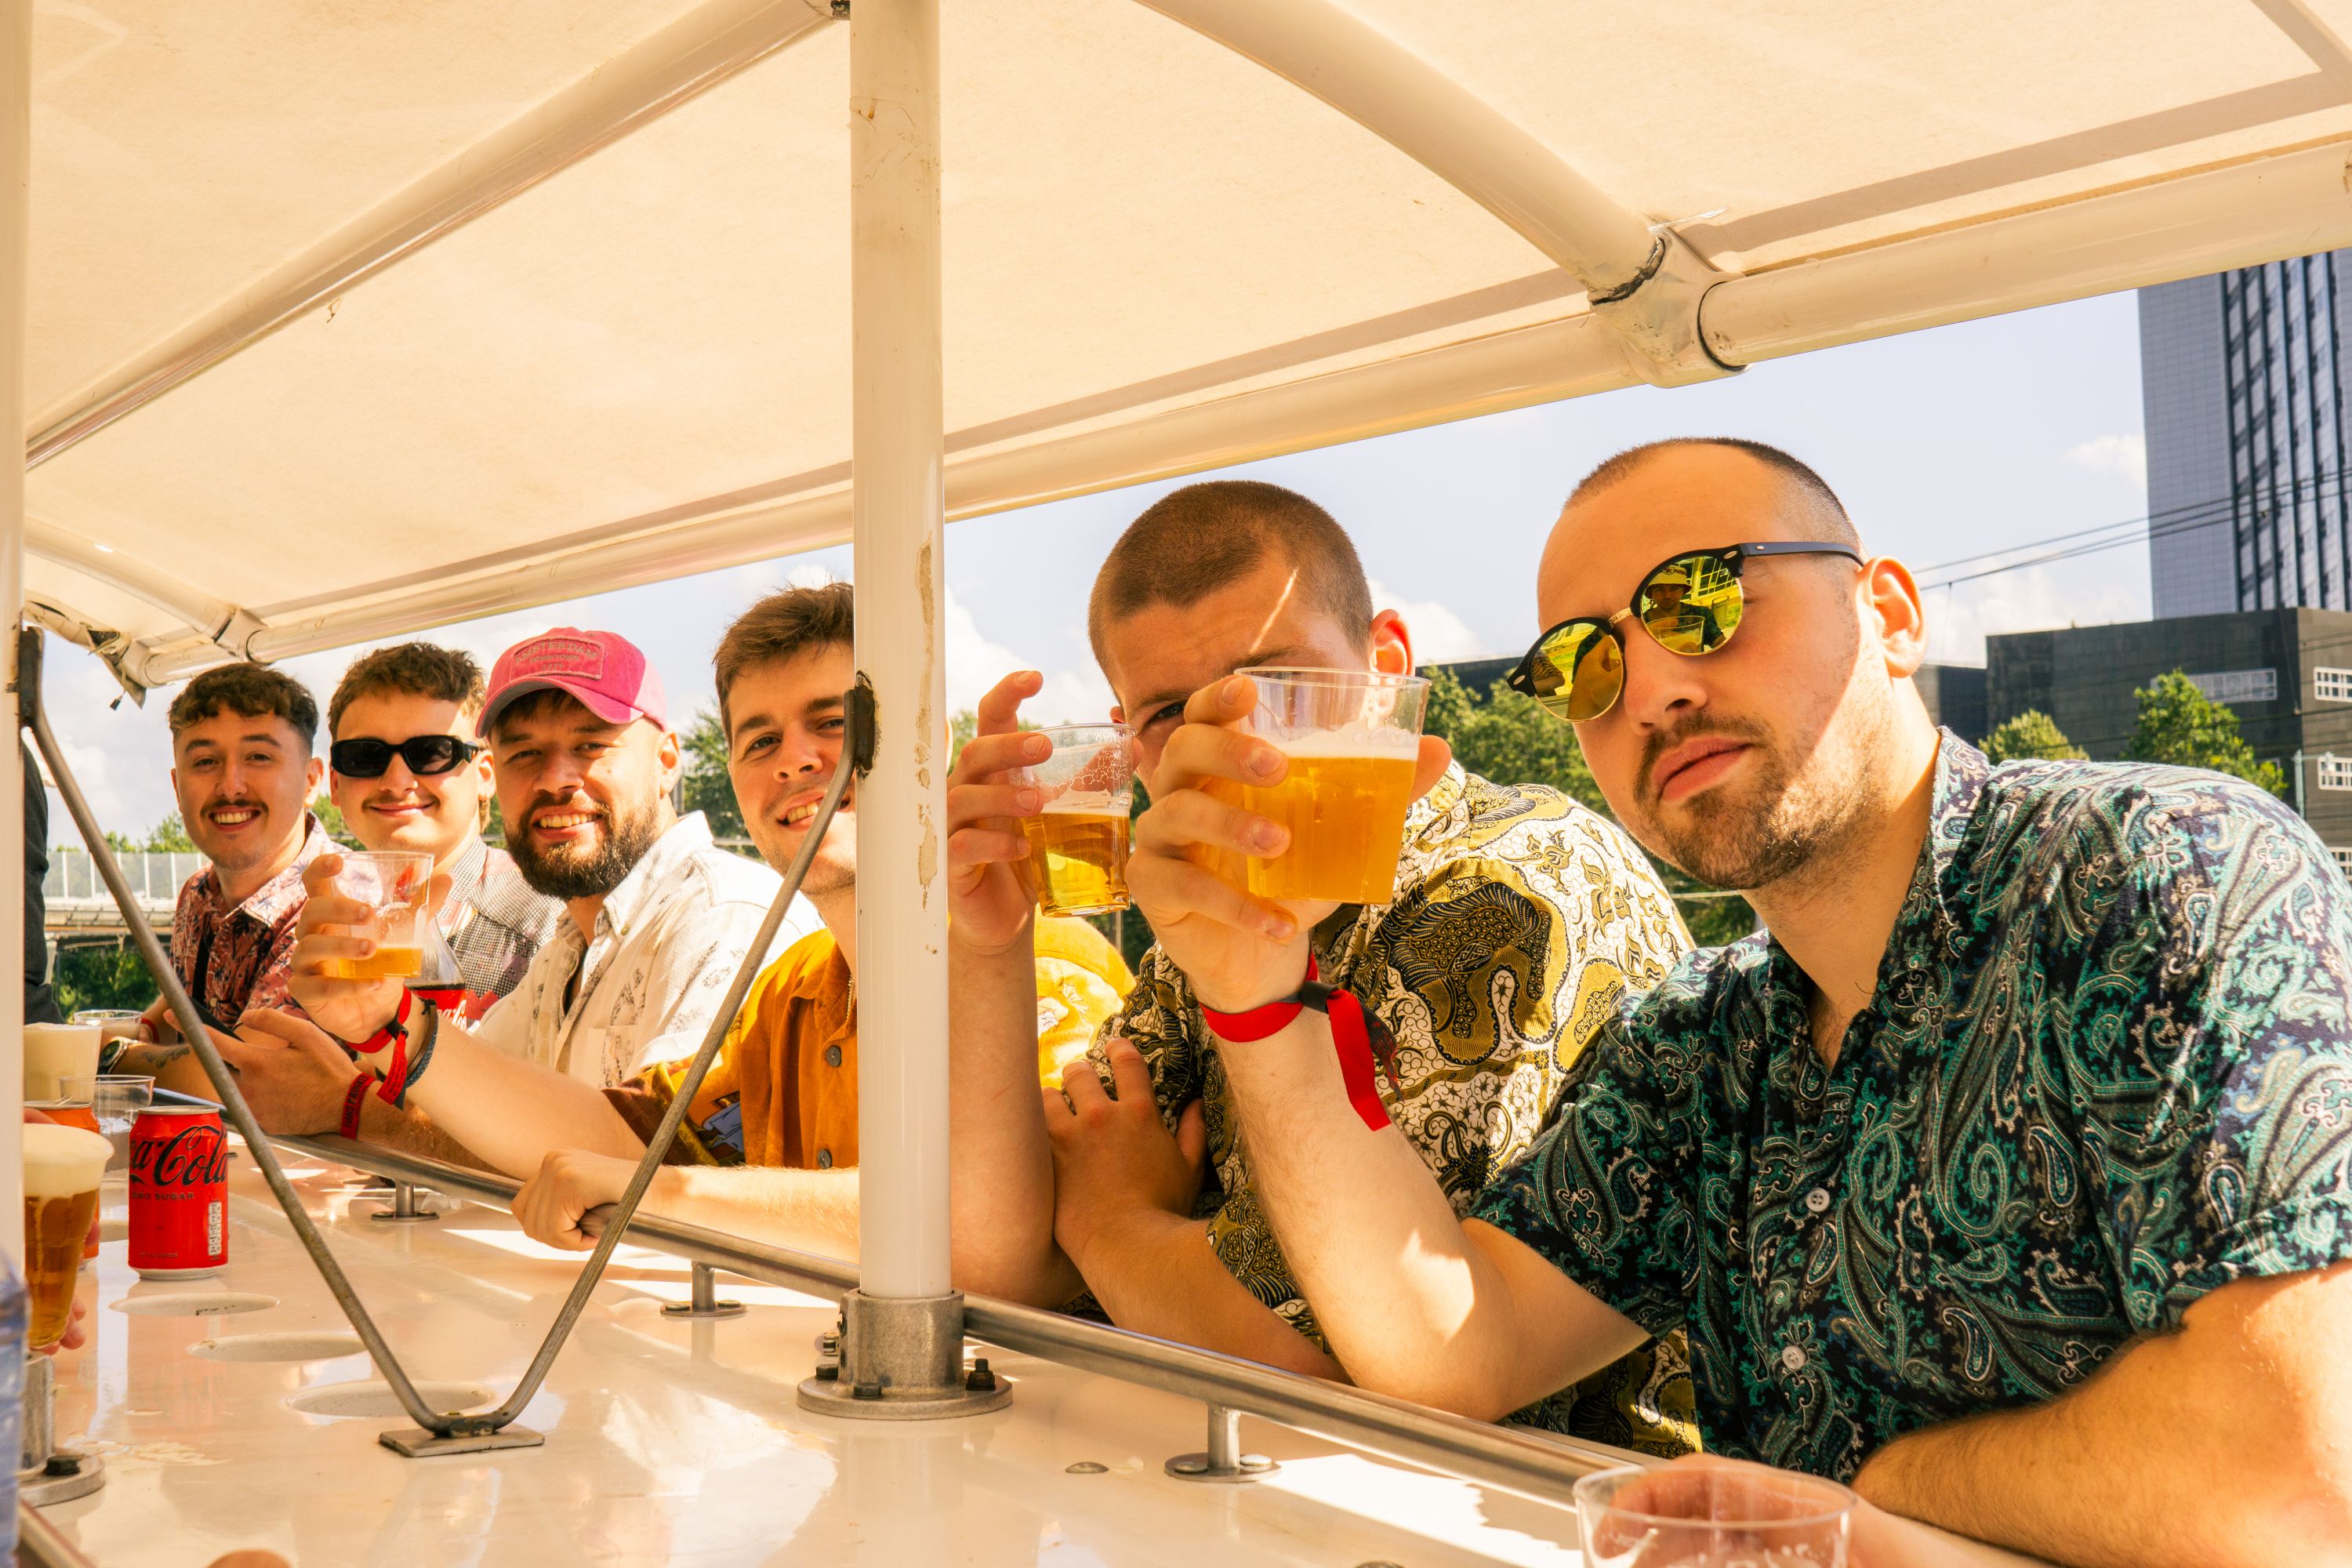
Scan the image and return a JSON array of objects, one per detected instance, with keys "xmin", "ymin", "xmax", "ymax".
[
  {"xmin": 1575, "ymin": 1464, "xmax": 1855, "ymax": 1568},
  {"xmin": 63, "ymin": 1072, "xmax": 154, "ymax": 1178},
  {"xmin": 1210, "ymin": 667, "xmax": 1429, "ymax": 906},
  {"xmin": 22, "ymin": 1122, "xmax": 113, "ymax": 1348},
  {"xmin": 1011, "ymin": 724, "xmax": 1136, "ymax": 918},
  {"xmin": 318, "ymin": 849, "xmax": 434, "ymax": 980},
  {"xmin": 24, "ymin": 1021, "xmax": 101, "ymax": 1102},
  {"xmin": 71, "ymin": 1007, "xmax": 149, "ymax": 1044}
]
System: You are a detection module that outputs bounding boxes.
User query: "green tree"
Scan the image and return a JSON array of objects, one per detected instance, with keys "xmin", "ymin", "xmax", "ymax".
[
  {"xmin": 1980, "ymin": 710, "xmax": 2085, "ymax": 764},
  {"xmin": 679, "ymin": 706, "xmax": 750, "ymax": 848},
  {"xmin": 1421, "ymin": 670, "xmax": 1756, "ymax": 947},
  {"xmin": 310, "ymin": 798, "xmax": 365, "ymax": 848},
  {"xmin": 52, "ymin": 938, "xmax": 160, "ymax": 1015},
  {"xmin": 2124, "ymin": 670, "xmax": 2289, "ymax": 797},
  {"xmin": 143, "ymin": 812, "xmax": 196, "ymax": 852}
]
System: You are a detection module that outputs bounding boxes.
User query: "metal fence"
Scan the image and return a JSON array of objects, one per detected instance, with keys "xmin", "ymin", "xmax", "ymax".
[{"xmin": 42, "ymin": 848, "xmax": 196, "ymax": 928}]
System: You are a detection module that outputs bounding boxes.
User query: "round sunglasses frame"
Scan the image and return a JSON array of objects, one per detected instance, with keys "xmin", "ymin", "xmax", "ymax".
[
  {"xmin": 1505, "ymin": 541, "xmax": 1864, "ymax": 722},
  {"xmin": 328, "ymin": 733, "xmax": 485, "ymax": 779}
]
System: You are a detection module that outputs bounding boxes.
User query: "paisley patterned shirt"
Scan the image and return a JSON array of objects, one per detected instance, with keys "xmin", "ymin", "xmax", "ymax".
[
  {"xmin": 1474, "ymin": 733, "xmax": 2352, "ymax": 1482},
  {"xmin": 1096, "ymin": 765, "xmax": 1698, "ymax": 1452}
]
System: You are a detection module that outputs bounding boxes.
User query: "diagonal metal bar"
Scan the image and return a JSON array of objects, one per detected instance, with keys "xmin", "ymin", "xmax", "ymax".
[
  {"xmin": 18, "ymin": 628, "xmax": 449, "ymax": 1433},
  {"xmin": 478, "ymin": 680, "xmax": 867, "ymax": 1428}
]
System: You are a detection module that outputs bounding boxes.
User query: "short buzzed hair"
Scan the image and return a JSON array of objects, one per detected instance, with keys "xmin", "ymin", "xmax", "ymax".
[
  {"xmin": 1570, "ymin": 437, "xmax": 1861, "ymax": 550},
  {"xmin": 1087, "ymin": 481, "xmax": 1374, "ymax": 662},
  {"xmin": 168, "ymin": 664, "xmax": 319, "ymax": 753},
  {"xmin": 328, "ymin": 642, "xmax": 486, "ymax": 735},
  {"xmin": 714, "ymin": 583, "xmax": 855, "ymax": 733}
]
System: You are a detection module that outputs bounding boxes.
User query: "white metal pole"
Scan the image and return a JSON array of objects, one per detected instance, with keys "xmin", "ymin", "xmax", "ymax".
[
  {"xmin": 0, "ymin": 0, "xmax": 28, "ymax": 1267},
  {"xmin": 850, "ymin": 0, "xmax": 949, "ymax": 1301}
]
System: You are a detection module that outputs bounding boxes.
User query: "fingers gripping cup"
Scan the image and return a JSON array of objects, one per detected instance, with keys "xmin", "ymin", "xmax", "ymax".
[
  {"xmin": 1011, "ymin": 725, "xmax": 1136, "ymax": 918},
  {"xmin": 22, "ymin": 1123, "xmax": 112, "ymax": 1349},
  {"xmin": 1211, "ymin": 668, "xmax": 1429, "ymax": 906},
  {"xmin": 317, "ymin": 850, "xmax": 435, "ymax": 981}
]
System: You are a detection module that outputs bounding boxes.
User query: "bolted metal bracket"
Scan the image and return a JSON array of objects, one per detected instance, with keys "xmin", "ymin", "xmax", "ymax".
[
  {"xmin": 19, "ymin": 1450, "xmax": 106, "ymax": 1507},
  {"xmin": 1165, "ymin": 1403, "xmax": 1277, "ymax": 1483},
  {"xmin": 796, "ymin": 1290, "xmax": 1011, "ymax": 1421},
  {"xmin": 18, "ymin": 1355, "xmax": 108, "ymax": 1506},
  {"xmin": 661, "ymin": 1261, "xmax": 747, "ymax": 1320},
  {"xmin": 379, "ymin": 1423, "xmax": 546, "ymax": 1459},
  {"xmin": 367, "ymin": 1181, "xmax": 438, "ymax": 1223}
]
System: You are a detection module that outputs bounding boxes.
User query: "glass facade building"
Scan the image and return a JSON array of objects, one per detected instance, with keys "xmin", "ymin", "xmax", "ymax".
[{"xmin": 2141, "ymin": 252, "xmax": 2352, "ymax": 617}]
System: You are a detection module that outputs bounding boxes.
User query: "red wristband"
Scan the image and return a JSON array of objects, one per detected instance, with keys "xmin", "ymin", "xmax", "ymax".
[
  {"xmin": 1200, "ymin": 957, "xmax": 1395, "ymax": 1132},
  {"xmin": 375, "ymin": 1028, "xmax": 410, "ymax": 1108},
  {"xmin": 339, "ymin": 1072, "xmax": 372, "ymax": 1140},
  {"xmin": 354, "ymin": 987, "xmax": 412, "ymax": 1055}
]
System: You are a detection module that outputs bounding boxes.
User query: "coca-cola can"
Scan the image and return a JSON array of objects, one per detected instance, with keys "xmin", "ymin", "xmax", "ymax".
[{"xmin": 129, "ymin": 1105, "xmax": 229, "ymax": 1279}]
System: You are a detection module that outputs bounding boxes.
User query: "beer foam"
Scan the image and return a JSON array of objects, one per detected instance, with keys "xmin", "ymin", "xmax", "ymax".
[
  {"xmin": 23, "ymin": 1122, "xmax": 113, "ymax": 1196},
  {"xmin": 1043, "ymin": 792, "xmax": 1127, "ymax": 815},
  {"xmin": 1267, "ymin": 726, "xmax": 1420, "ymax": 759}
]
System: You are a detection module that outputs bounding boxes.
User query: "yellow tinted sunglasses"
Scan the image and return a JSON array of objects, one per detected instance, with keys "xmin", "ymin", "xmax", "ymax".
[{"xmin": 1505, "ymin": 543, "xmax": 1864, "ymax": 722}]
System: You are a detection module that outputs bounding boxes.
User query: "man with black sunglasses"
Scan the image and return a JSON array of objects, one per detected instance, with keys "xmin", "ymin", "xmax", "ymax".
[
  {"xmin": 1124, "ymin": 437, "xmax": 2352, "ymax": 1567},
  {"xmin": 321, "ymin": 643, "xmax": 561, "ymax": 1022}
]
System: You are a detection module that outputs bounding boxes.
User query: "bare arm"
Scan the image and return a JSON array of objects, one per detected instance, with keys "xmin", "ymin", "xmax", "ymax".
[
  {"xmin": 351, "ymin": 1095, "xmax": 489, "ymax": 1169},
  {"xmin": 942, "ymin": 672, "xmax": 1083, "ymax": 1305},
  {"xmin": 514, "ymin": 1147, "xmax": 860, "ymax": 1260},
  {"xmin": 1853, "ymin": 1263, "xmax": 2352, "ymax": 1568},
  {"xmin": 1076, "ymin": 1211, "xmax": 1342, "ymax": 1379},
  {"xmin": 396, "ymin": 1014, "xmax": 642, "ymax": 1178}
]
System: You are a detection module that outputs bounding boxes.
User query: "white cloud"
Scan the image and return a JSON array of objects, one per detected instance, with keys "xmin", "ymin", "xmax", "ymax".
[
  {"xmin": 1923, "ymin": 562, "xmax": 2148, "ymax": 666},
  {"xmin": 942, "ymin": 586, "xmax": 1114, "ymax": 724},
  {"xmin": 1367, "ymin": 579, "xmax": 1490, "ymax": 665},
  {"xmin": 785, "ymin": 563, "xmax": 838, "ymax": 591},
  {"xmin": 2063, "ymin": 434, "xmax": 2146, "ymax": 481}
]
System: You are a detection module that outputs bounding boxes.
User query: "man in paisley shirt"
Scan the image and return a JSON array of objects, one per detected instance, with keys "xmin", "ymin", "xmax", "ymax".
[
  {"xmin": 1125, "ymin": 439, "xmax": 2352, "ymax": 1567},
  {"xmin": 949, "ymin": 480, "xmax": 1700, "ymax": 1454}
]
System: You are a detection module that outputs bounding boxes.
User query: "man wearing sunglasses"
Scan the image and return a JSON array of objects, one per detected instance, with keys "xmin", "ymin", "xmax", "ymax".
[
  {"xmin": 324, "ymin": 643, "xmax": 563, "ymax": 1024},
  {"xmin": 1126, "ymin": 438, "xmax": 2352, "ymax": 1567}
]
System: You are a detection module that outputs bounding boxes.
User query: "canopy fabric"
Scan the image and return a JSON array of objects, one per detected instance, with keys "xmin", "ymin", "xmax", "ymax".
[{"xmin": 24, "ymin": 0, "xmax": 2352, "ymax": 688}]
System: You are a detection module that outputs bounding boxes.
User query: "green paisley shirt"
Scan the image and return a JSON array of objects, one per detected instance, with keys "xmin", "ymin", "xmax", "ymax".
[
  {"xmin": 1094, "ymin": 765, "xmax": 1700, "ymax": 1453},
  {"xmin": 1473, "ymin": 733, "xmax": 2352, "ymax": 1482}
]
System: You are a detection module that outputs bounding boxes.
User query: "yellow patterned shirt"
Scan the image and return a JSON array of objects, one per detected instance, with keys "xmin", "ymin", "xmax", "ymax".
[{"xmin": 1091, "ymin": 764, "xmax": 1700, "ymax": 1454}]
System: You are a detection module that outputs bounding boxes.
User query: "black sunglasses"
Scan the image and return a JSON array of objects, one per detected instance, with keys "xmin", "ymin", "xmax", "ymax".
[
  {"xmin": 1506, "ymin": 542, "xmax": 1864, "ymax": 722},
  {"xmin": 329, "ymin": 735, "xmax": 483, "ymax": 779}
]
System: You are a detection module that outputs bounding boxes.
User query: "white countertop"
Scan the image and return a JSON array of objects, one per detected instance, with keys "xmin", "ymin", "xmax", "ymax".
[{"xmin": 32, "ymin": 1152, "xmax": 1596, "ymax": 1566}]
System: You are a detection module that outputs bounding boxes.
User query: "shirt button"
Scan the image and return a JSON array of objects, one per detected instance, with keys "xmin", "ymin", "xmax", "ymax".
[
  {"xmin": 1804, "ymin": 1188, "xmax": 1831, "ymax": 1214},
  {"xmin": 1780, "ymin": 1344, "xmax": 1807, "ymax": 1374},
  {"xmin": 816, "ymin": 1149, "xmax": 833, "ymax": 1169},
  {"xmin": 824, "ymin": 1045, "xmax": 843, "ymax": 1068}
]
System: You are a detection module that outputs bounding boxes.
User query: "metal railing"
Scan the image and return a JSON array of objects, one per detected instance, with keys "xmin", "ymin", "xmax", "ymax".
[
  {"xmin": 42, "ymin": 848, "xmax": 193, "ymax": 926},
  {"xmin": 263, "ymin": 1128, "xmax": 1638, "ymax": 1513}
]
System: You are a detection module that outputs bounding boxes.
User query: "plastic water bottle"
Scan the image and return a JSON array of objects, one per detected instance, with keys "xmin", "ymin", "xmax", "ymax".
[{"xmin": 0, "ymin": 1246, "xmax": 26, "ymax": 1555}]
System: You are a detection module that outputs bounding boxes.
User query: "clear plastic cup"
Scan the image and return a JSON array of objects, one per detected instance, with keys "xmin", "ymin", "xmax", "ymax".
[
  {"xmin": 1009, "ymin": 724, "xmax": 1136, "ymax": 917},
  {"xmin": 1575, "ymin": 1464, "xmax": 1857, "ymax": 1568},
  {"xmin": 23, "ymin": 1122, "xmax": 112, "ymax": 1345},
  {"xmin": 1207, "ymin": 667, "xmax": 1430, "ymax": 906},
  {"xmin": 319, "ymin": 849, "xmax": 434, "ymax": 980},
  {"xmin": 24, "ymin": 1022, "xmax": 101, "ymax": 1102},
  {"xmin": 63, "ymin": 1072, "xmax": 155, "ymax": 1179}
]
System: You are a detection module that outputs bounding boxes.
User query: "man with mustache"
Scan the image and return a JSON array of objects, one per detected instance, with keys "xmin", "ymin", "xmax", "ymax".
[
  {"xmin": 121, "ymin": 666, "xmax": 332, "ymax": 1080},
  {"xmin": 268, "ymin": 589, "xmax": 1127, "ymax": 1254},
  {"xmin": 949, "ymin": 480, "xmax": 1699, "ymax": 1455},
  {"xmin": 271, "ymin": 628, "xmax": 818, "ymax": 1118},
  {"xmin": 1120, "ymin": 440, "xmax": 2352, "ymax": 1567}
]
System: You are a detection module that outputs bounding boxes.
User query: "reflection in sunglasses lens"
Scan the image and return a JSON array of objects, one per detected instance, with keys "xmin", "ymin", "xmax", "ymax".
[{"xmin": 1642, "ymin": 553, "xmax": 1744, "ymax": 655}]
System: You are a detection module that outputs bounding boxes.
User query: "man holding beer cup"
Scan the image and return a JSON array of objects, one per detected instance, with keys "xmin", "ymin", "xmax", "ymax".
[
  {"xmin": 948, "ymin": 480, "xmax": 1697, "ymax": 1454},
  {"xmin": 1116, "ymin": 441, "xmax": 2352, "ymax": 1568}
]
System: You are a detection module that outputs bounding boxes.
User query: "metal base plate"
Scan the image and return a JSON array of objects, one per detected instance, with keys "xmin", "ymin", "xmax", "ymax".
[
  {"xmin": 796, "ymin": 1374, "xmax": 1012, "ymax": 1421},
  {"xmin": 20, "ymin": 1450, "xmax": 106, "ymax": 1507},
  {"xmin": 662, "ymin": 1298, "xmax": 747, "ymax": 1319},
  {"xmin": 1164, "ymin": 1450, "xmax": 1278, "ymax": 1483},
  {"xmin": 368, "ymin": 1207, "xmax": 439, "ymax": 1223},
  {"xmin": 378, "ymin": 1424, "xmax": 546, "ymax": 1457}
]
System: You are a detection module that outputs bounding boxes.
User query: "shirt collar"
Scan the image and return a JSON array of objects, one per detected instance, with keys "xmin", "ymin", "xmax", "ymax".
[
  {"xmin": 218, "ymin": 813, "xmax": 333, "ymax": 926},
  {"xmin": 595, "ymin": 811, "xmax": 714, "ymax": 939}
]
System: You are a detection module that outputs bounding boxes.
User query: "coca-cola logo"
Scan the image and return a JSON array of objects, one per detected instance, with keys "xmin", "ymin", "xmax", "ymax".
[{"xmin": 132, "ymin": 1123, "xmax": 227, "ymax": 1189}]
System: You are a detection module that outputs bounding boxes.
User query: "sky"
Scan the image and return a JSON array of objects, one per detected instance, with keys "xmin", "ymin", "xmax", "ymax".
[{"xmin": 38, "ymin": 287, "xmax": 2152, "ymax": 838}]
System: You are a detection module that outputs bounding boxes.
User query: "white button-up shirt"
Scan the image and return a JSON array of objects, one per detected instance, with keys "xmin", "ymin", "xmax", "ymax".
[{"xmin": 468, "ymin": 812, "xmax": 822, "ymax": 1087}]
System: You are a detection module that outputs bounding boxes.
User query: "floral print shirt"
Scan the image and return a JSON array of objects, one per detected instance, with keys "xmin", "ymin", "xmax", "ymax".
[
  {"xmin": 1098, "ymin": 765, "xmax": 1699, "ymax": 1453},
  {"xmin": 1474, "ymin": 734, "xmax": 2352, "ymax": 1481},
  {"xmin": 169, "ymin": 814, "xmax": 334, "ymax": 1026}
]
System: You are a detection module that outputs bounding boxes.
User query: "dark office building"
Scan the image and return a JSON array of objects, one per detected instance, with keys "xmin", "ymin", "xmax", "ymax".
[
  {"xmin": 1915, "ymin": 663, "xmax": 1987, "ymax": 742},
  {"xmin": 1985, "ymin": 608, "xmax": 2352, "ymax": 862},
  {"xmin": 2141, "ymin": 253, "xmax": 2352, "ymax": 618}
]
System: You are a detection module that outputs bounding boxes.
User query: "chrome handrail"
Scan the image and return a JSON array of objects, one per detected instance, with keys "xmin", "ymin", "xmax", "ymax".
[{"xmin": 260, "ymin": 1127, "xmax": 1639, "ymax": 1512}]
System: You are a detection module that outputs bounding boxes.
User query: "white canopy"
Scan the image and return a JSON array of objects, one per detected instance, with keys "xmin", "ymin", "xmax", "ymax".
[{"xmin": 24, "ymin": 0, "xmax": 2352, "ymax": 691}]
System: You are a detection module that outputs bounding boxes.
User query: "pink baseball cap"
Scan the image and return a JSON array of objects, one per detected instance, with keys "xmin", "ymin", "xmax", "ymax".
[{"xmin": 478, "ymin": 628, "xmax": 669, "ymax": 739}]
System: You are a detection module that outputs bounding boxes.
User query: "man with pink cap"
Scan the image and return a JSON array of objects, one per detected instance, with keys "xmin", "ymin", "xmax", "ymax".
[{"xmin": 275, "ymin": 628, "xmax": 820, "ymax": 1112}]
